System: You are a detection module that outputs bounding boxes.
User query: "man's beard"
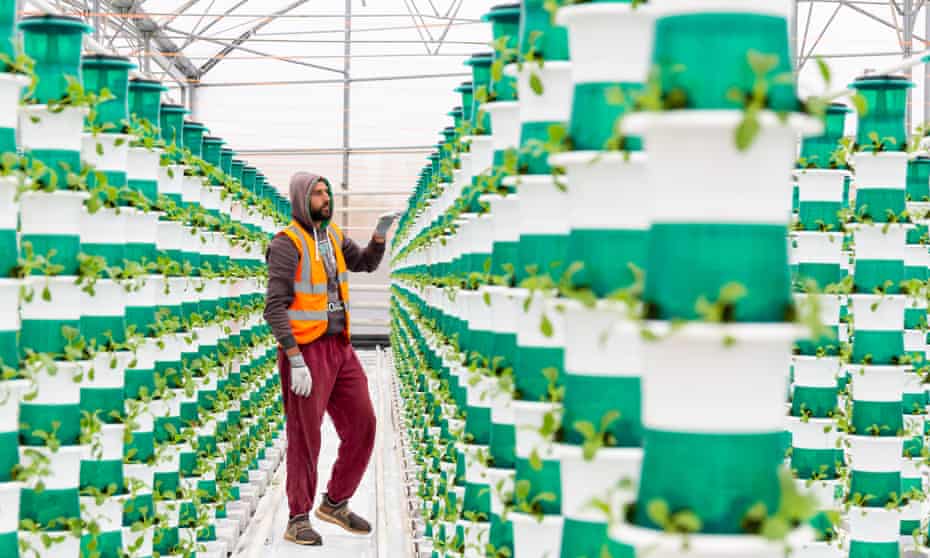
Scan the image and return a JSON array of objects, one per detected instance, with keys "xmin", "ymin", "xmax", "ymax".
[{"xmin": 310, "ymin": 205, "xmax": 331, "ymax": 222}]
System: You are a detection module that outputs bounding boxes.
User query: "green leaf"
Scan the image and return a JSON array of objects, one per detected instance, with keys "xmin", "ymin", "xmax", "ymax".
[
  {"xmin": 851, "ymin": 92, "xmax": 869, "ymax": 116},
  {"xmin": 735, "ymin": 112, "xmax": 761, "ymax": 151},
  {"xmin": 540, "ymin": 314, "xmax": 553, "ymax": 337},
  {"xmin": 529, "ymin": 73, "xmax": 544, "ymax": 96},
  {"xmin": 815, "ymin": 58, "xmax": 831, "ymax": 86},
  {"xmin": 646, "ymin": 500, "xmax": 670, "ymax": 527}
]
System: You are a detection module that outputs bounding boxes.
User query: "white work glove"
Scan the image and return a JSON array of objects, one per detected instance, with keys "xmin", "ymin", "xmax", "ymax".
[
  {"xmin": 288, "ymin": 352, "xmax": 313, "ymax": 397},
  {"xmin": 374, "ymin": 211, "xmax": 402, "ymax": 238}
]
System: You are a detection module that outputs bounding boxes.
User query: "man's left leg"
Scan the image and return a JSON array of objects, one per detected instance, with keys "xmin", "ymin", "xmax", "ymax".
[{"xmin": 314, "ymin": 338, "xmax": 377, "ymax": 534}]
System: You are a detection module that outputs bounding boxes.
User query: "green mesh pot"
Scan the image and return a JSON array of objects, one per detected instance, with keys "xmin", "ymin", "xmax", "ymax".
[
  {"xmin": 128, "ymin": 77, "xmax": 166, "ymax": 130},
  {"xmin": 230, "ymin": 159, "xmax": 245, "ymax": 183},
  {"xmin": 851, "ymin": 74, "xmax": 912, "ymax": 152},
  {"xmin": 182, "ymin": 120, "xmax": 207, "ymax": 158},
  {"xmin": 645, "ymin": 223, "xmax": 791, "ymax": 322},
  {"xmin": 570, "ymin": 82, "xmax": 643, "ymax": 152},
  {"xmin": 0, "ymin": 0, "xmax": 20, "ymax": 70},
  {"xmin": 465, "ymin": 53, "xmax": 494, "ymax": 135},
  {"xmin": 651, "ymin": 11, "xmax": 798, "ymax": 111},
  {"xmin": 242, "ymin": 166, "xmax": 257, "ymax": 194},
  {"xmin": 907, "ymin": 156, "xmax": 930, "ymax": 202},
  {"xmin": 159, "ymin": 103, "xmax": 187, "ymax": 152},
  {"xmin": 202, "ymin": 136, "xmax": 223, "ymax": 167},
  {"xmin": 519, "ymin": 0, "xmax": 569, "ymax": 62},
  {"xmin": 799, "ymin": 103, "xmax": 849, "ymax": 169},
  {"xmin": 455, "ymin": 82, "xmax": 474, "ymax": 124},
  {"xmin": 484, "ymin": 3, "xmax": 521, "ymax": 101},
  {"xmin": 635, "ymin": 429, "xmax": 783, "ymax": 534},
  {"xmin": 81, "ymin": 54, "xmax": 135, "ymax": 131},
  {"xmin": 220, "ymin": 147, "xmax": 234, "ymax": 175},
  {"xmin": 19, "ymin": 14, "xmax": 91, "ymax": 104}
]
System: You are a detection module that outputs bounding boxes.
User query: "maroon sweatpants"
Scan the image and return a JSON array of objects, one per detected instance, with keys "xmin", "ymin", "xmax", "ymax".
[{"xmin": 278, "ymin": 334, "xmax": 377, "ymax": 516}]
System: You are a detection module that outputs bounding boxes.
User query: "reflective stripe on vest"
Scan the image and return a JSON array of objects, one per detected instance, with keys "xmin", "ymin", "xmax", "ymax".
[{"xmin": 279, "ymin": 221, "xmax": 352, "ymax": 345}]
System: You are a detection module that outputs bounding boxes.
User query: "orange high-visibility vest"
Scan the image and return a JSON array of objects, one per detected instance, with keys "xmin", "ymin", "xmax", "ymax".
[{"xmin": 280, "ymin": 221, "xmax": 351, "ymax": 344}]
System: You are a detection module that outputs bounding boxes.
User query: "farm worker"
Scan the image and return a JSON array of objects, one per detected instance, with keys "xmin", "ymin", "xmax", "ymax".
[{"xmin": 263, "ymin": 171, "xmax": 400, "ymax": 546}]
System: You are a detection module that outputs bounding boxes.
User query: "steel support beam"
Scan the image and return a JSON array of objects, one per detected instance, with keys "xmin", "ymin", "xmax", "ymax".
[
  {"xmin": 342, "ymin": 0, "xmax": 351, "ymax": 230},
  {"xmin": 199, "ymin": 0, "xmax": 311, "ymax": 75}
]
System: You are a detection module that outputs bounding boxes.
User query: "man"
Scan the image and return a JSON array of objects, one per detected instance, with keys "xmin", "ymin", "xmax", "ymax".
[{"xmin": 263, "ymin": 171, "xmax": 399, "ymax": 546}]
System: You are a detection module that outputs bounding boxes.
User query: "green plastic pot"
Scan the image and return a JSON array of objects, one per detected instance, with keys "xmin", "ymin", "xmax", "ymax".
[
  {"xmin": 220, "ymin": 147, "xmax": 234, "ymax": 175},
  {"xmin": 182, "ymin": 120, "xmax": 207, "ymax": 157},
  {"xmin": 230, "ymin": 159, "xmax": 245, "ymax": 182},
  {"xmin": 159, "ymin": 103, "xmax": 188, "ymax": 152},
  {"xmin": 907, "ymin": 156, "xmax": 930, "ymax": 202},
  {"xmin": 484, "ymin": 3, "xmax": 521, "ymax": 101},
  {"xmin": 851, "ymin": 74, "xmax": 912, "ymax": 151},
  {"xmin": 799, "ymin": 103, "xmax": 850, "ymax": 169},
  {"xmin": 0, "ymin": 0, "xmax": 20, "ymax": 70},
  {"xmin": 465, "ymin": 53, "xmax": 494, "ymax": 135},
  {"xmin": 455, "ymin": 82, "xmax": 474, "ymax": 124},
  {"xmin": 651, "ymin": 11, "xmax": 798, "ymax": 111},
  {"xmin": 519, "ymin": 0, "xmax": 569, "ymax": 62},
  {"xmin": 128, "ymin": 77, "xmax": 165, "ymax": 129},
  {"xmin": 202, "ymin": 136, "xmax": 224, "ymax": 167},
  {"xmin": 19, "ymin": 14, "xmax": 91, "ymax": 103},
  {"xmin": 242, "ymin": 166, "xmax": 257, "ymax": 193},
  {"xmin": 81, "ymin": 54, "xmax": 135, "ymax": 131}
]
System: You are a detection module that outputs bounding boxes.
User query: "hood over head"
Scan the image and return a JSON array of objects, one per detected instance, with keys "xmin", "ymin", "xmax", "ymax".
[{"xmin": 289, "ymin": 171, "xmax": 334, "ymax": 231}]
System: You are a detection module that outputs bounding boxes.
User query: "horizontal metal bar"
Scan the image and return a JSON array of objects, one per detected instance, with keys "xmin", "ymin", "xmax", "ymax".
[
  {"xmin": 196, "ymin": 72, "xmax": 470, "ymax": 87},
  {"xmin": 235, "ymin": 145, "xmax": 434, "ymax": 155}
]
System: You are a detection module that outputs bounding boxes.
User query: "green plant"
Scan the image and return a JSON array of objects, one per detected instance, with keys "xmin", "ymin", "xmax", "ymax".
[{"xmin": 574, "ymin": 410, "xmax": 621, "ymax": 461}]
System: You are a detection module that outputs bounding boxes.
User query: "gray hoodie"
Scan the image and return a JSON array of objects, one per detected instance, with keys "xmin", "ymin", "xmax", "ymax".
[{"xmin": 263, "ymin": 172, "xmax": 386, "ymax": 349}]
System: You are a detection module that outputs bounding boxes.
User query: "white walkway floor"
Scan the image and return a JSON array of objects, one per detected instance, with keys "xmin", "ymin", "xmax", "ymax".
[{"xmin": 236, "ymin": 348, "xmax": 414, "ymax": 558}]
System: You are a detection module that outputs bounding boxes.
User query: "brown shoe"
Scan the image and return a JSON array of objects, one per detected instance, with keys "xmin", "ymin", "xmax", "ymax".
[
  {"xmin": 315, "ymin": 493, "xmax": 372, "ymax": 535},
  {"xmin": 284, "ymin": 513, "xmax": 323, "ymax": 545}
]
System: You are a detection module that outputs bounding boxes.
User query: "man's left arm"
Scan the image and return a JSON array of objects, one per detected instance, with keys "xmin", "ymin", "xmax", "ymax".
[{"xmin": 341, "ymin": 235, "xmax": 386, "ymax": 273}]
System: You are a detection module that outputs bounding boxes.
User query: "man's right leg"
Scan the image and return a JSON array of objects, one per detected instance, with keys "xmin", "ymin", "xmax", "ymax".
[{"xmin": 278, "ymin": 340, "xmax": 338, "ymax": 544}]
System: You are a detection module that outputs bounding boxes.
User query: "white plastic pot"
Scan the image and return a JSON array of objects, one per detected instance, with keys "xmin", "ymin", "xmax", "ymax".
[
  {"xmin": 557, "ymin": 2, "xmax": 654, "ymax": 83},
  {"xmin": 852, "ymin": 151, "xmax": 909, "ymax": 190},
  {"xmin": 467, "ymin": 135, "xmax": 494, "ymax": 178},
  {"xmin": 794, "ymin": 169, "xmax": 849, "ymax": 202},
  {"xmin": 847, "ymin": 435, "xmax": 904, "ymax": 472},
  {"xmin": 0, "ymin": 379, "xmax": 27, "ymax": 432},
  {"xmin": 157, "ymin": 164, "xmax": 184, "ymax": 198},
  {"xmin": 848, "ymin": 294, "xmax": 905, "ymax": 331},
  {"xmin": 81, "ymin": 133, "xmax": 131, "ymax": 172},
  {"xmin": 557, "ymin": 444, "xmax": 642, "ymax": 520},
  {"xmin": 509, "ymin": 512, "xmax": 564, "ymax": 558},
  {"xmin": 796, "ymin": 478, "xmax": 840, "ymax": 510},
  {"xmin": 609, "ymin": 521, "xmax": 804, "ymax": 558},
  {"xmin": 485, "ymin": 467, "xmax": 514, "ymax": 517},
  {"xmin": 19, "ymin": 530, "xmax": 80, "ymax": 558},
  {"xmin": 484, "ymin": 101, "xmax": 520, "ymax": 152},
  {"xmin": 124, "ymin": 209, "xmax": 159, "ymax": 250},
  {"xmin": 181, "ymin": 175, "xmax": 202, "ymax": 206},
  {"xmin": 787, "ymin": 417, "xmax": 840, "ymax": 450},
  {"xmin": 552, "ymin": 151, "xmax": 650, "ymax": 230},
  {"xmin": 509, "ymin": 62, "xmax": 573, "ymax": 124},
  {"xmin": 122, "ymin": 526, "xmax": 154, "ymax": 557},
  {"xmin": 512, "ymin": 400, "xmax": 560, "ymax": 460},
  {"xmin": 81, "ymin": 278, "xmax": 126, "ymax": 321},
  {"xmin": 514, "ymin": 289, "xmax": 564, "ymax": 349},
  {"xmin": 0, "ymin": 481, "xmax": 20, "ymax": 533},
  {"xmin": 0, "ymin": 73, "xmax": 29, "ymax": 129},
  {"xmin": 200, "ymin": 186, "xmax": 223, "ymax": 213},
  {"xmin": 457, "ymin": 518, "xmax": 489, "ymax": 558},
  {"xmin": 792, "ymin": 355, "xmax": 842, "ymax": 388},
  {"xmin": 126, "ymin": 146, "xmax": 160, "ymax": 181},
  {"xmin": 19, "ymin": 105, "xmax": 87, "ymax": 151},
  {"xmin": 904, "ymin": 243, "xmax": 930, "ymax": 271},
  {"xmin": 486, "ymin": 195, "xmax": 521, "ymax": 245},
  {"xmin": 81, "ymin": 206, "xmax": 127, "ymax": 248},
  {"xmin": 19, "ymin": 444, "xmax": 83, "ymax": 490},
  {"xmin": 562, "ymin": 299, "xmax": 641, "ymax": 376},
  {"xmin": 794, "ymin": 541, "xmax": 844, "ymax": 558},
  {"xmin": 83, "ymin": 423, "xmax": 125, "ymax": 461},
  {"xmin": 81, "ymin": 494, "xmax": 126, "ymax": 532},
  {"xmin": 20, "ymin": 190, "xmax": 87, "ymax": 237},
  {"xmin": 850, "ymin": 224, "xmax": 908, "ymax": 261},
  {"xmin": 156, "ymin": 219, "xmax": 184, "ymax": 254},
  {"xmin": 789, "ymin": 232, "xmax": 844, "ymax": 264},
  {"xmin": 847, "ymin": 506, "xmax": 901, "ymax": 542},
  {"xmin": 123, "ymin": 462, "xmax": 156, "ymax": 493},
  {"xmin": 0, "ymin": 176, "xmax": 17, "ymax": 228},
  {"xmin": 0, "ymin": 278, "xmax": 21, "ymax": 333},
  {"xmin": 504, "ymin": 175, "xmax": 568, "ymax": 235},
  {"xmin": 848, "ymin": 365, "xmax": 905, "ymax": 402},
  {"xmin": 624, "ymin": 111, "xmax": 821, "ymax": 223},
  {"xmin": 642, "ymin": 322, "xmax": 795, "ymax": 431},
  {"xmin": 28, "ymin": 359, "xmax": 82, "ymax": 405}
]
